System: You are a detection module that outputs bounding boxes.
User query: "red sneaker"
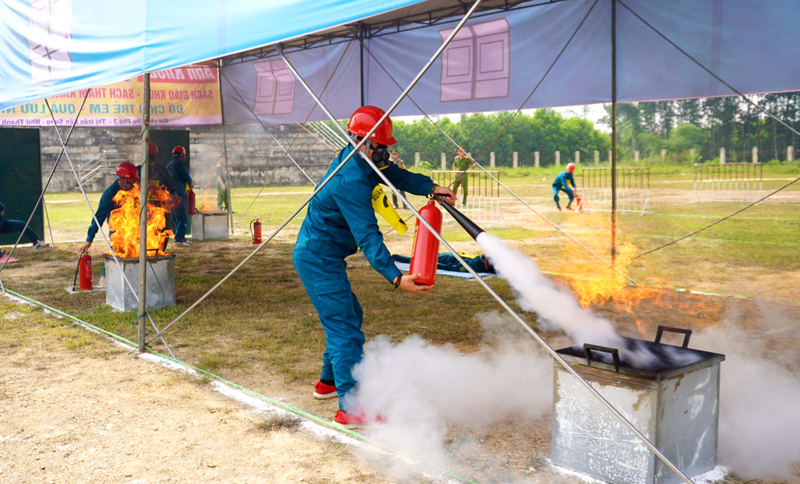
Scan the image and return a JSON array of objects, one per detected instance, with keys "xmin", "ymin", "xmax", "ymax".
[
  {"xmin": 333, "ymin": 410, "xmax": 385, "ymax": 429},
  {"xmin": 313, "ymin": 381, "xmax": 337, "ymax": 400}
]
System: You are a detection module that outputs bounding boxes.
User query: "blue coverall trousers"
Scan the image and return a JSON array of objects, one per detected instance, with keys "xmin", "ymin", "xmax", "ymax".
[
  {"xmin": 293, "ymin": 246, "xmax": 364, "ymax": 411},
  {"xmin": 0, "ymin": 220, "xmax": 40, "ymax": 244},
  {"xmin": 172, "ymin": 194, "xmax": 188, "ymax": 242},
  {"xmin": 552, "ymin": 185, "xmax": 574, "ymax": 207}
]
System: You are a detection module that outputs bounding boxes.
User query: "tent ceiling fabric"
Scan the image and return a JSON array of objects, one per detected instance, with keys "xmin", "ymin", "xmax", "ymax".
[
  {"xmin": 0, "ymin": 0, "xmax": 423, "ymax": 110},
  {"xmin": 222, "ymin": 0, "xmax": 800, "ymax": 124},
  {"xmin": 2, "ymin": 0, "xmax": 799, "ymax": 117}
]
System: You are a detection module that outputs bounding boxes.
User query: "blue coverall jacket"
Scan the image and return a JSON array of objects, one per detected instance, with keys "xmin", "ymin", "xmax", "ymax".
[
  {"xmin": 166, "ymin": 157, "xmax": 193, "ymax": 242},
  {"xmin": 86, "ymin": 181, "xmax": 123, "ymax": 243},
  {"xmin": 552, "ymin": 170, "xmax": 577, "ymax": 206},
  {"xmin": 293, "ymin": 144, "xmax": 434, "ymax": 410}
]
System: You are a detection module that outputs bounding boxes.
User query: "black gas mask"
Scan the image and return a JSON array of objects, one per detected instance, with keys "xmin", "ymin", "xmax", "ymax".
[
  {"xmin": 354, "ymin": 136, "xmax": 392, "ymax": 170},
  {"xmin": 370, "ymin": 142, "xmax": 391, "ymax": 170}
]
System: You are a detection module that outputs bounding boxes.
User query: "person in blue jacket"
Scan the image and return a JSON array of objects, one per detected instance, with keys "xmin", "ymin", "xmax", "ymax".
[
  {"xmin": 293, "ymin": 106, "xmax": 455, "ymax": 428},
  {"xmin": 0, "ymin": 201, "xmax": 46, "ymax": 249},
  {"xmin": 78, "ymin": 162, "xmax": 139, "ymax": 253},
  {"xmin": 392, "ymin": 253, "xmax": 495, "ymax": 274},
  {"xmin": 552, "ymin": 162, "xmax": 579, "ymax": 211},
  {"xmin": 166, "ymin": 145, "xmax": 193, "ymax": 247}
]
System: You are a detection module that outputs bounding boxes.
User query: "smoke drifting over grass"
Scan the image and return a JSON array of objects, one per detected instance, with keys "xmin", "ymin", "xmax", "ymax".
[
  {"xmin": 352, "ymin": 312, "xmax": 553, "ymax": 481},
  {"xmin": 694, "ymin": 302, "xmax": 800, "ymax": 480}
]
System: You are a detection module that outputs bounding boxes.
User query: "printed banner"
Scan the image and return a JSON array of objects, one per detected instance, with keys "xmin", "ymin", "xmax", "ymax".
[{"xmin": 0, "ymin": 65, "xmax": 221, "ymax": 127}]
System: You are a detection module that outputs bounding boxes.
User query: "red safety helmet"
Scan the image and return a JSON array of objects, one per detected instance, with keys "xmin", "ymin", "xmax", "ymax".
[
  {"xmin": 346, "ymin": 106, "xmax": 397, "ymax": 146},
  {"xmin": 116, "ymin": 162, "xmax": 140, "ymax": 183},
  {"xmin": 148, "ymin": 142, "xmax": 158, "ymax": 156},
  {"xmin": 567, "ymin": 163, "xmax": 576, "ymax": 173},
  {"xmin": 172, "ymin": 145, "xmax": 186, "ymax": 156}
]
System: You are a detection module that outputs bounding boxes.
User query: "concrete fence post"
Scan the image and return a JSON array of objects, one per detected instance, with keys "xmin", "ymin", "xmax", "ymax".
[
  {"xmin": 490, "ymin": 152, "xmax": 496, "ymax": 168},
  {"xmin": 574, "ymin": 151, "xmax": 580, "ymax": 165},
  {"xmin": 634, "ymin": 151, "xmax": 640, "ymax": 162},
  {"xmin": 720, "ymin": 148, "xmax": 726, "ymax": 164},
  {"xmin": 555, "ymin": 151, "xmax": 560, "ymax": 167},
  {"xmin": 594, "ymin": 151, "xmax": 599, "ymax": 165},
  {"xmin": 441, "ymin": 152, "xmax": 447, "ymax": 170},
  {"xmin": 690, "ymin": 148, "xmax": 696, "ymax": 163},
  {"xmin": 414, "ymin": 152, "xmax": 420, "ymax": 166},
  {"xmin": 788, "ymin": 146, "xmax": 795, "ymax": 162},
  {"xmin": 661, "ymin": 149, "xmax": 667, "ymax": 161},
  {"xmin": 608, "ymin": 150, "xmax": 612, "ymax": 164},
  {"xmin": 534, "ymin": 151, "xmax": 540, "ymax": 168},
  {"xmin": 752, "ymin": 146, "xmax": 758, "ymax": 164},
  {"xmin": 512, "ymin": 151, "xmax": 518, "ymax": 169}
]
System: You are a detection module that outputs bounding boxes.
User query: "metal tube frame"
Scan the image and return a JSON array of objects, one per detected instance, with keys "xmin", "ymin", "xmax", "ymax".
[
  {"xmin": 0, "ymin": 92, "xmax": 89, "ymax": 276},
  {"xmin": 138, "ymin": 73, "xmax": 150, "ymax": 352},
  {"xmin": 278, "ymin": 9, "xmax": 691, "ymax": 484}
]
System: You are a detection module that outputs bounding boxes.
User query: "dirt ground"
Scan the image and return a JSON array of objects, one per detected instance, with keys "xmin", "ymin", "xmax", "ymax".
[{"xmin": 0, "ymin": 307, "xmax": 392, "ymax": 484}]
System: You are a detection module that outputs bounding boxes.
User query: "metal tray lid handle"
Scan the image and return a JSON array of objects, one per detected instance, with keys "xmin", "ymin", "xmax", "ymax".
[{"xmin": 655, "ymin": 326, "xmax": 692, "ymax": 348}]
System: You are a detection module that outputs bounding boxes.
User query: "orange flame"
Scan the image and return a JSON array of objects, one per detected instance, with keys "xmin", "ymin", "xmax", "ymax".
[
  {"xmin": 196, "ymin": 185, "xmax": 222, "ymax": 212},
  {"xmin": 557, "ymin": 217, "xmax": 724, "ymax": 337},
  {"xmin": 109, "ymin": 184, "xmax": 174, "ymax": 258}
]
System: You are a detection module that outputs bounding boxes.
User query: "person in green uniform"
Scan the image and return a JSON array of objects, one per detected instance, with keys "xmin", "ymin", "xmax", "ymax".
[
  {"xmin": 452, "ymin": 147, "xmax": 475, "ymax": 206},
  {"xmin": 215, "ymin": 153, "xmax": 230, "ymax": 212}
]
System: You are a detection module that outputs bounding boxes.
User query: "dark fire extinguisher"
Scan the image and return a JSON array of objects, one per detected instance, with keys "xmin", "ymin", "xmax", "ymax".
[
  {"xmin": 409, "ymin": 200, "xmax": 442, "ymax": 286},
  {"xmin": 78, "ymin": 252, "xmax": 92, "ymax": 291},
  {"xmin": 187, "ymin": 188, "xmax": 197, "ymax": 215},
  {"xmin": 251, "ymin": 218, "xmax": 262, "ymax": 244}
]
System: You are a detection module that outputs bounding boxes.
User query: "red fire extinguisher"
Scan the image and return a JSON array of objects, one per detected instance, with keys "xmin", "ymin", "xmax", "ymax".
[
  {"xmin": 409, "ymin": 200, "xmax": 442, "ymax": 286},
  {"xmin": 187, "ymin": 188, "xmax": 197, "ymax": 215},
  {"xmin": 251, "ymin": 218, "xmax": 262, "ymax": 244},
  {"xmin": 78, "ymin": 252, "xmax": 92, "ymax": 291}
]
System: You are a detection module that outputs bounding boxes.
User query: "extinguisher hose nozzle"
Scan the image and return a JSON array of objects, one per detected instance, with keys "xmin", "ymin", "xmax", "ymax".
[{"xmin": 433, "ymin": 194, "xmax": 485, "ymax": 240}]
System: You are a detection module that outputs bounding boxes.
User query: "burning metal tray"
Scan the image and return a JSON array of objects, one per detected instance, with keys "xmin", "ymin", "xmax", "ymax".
[{"xmin": 556, "ymin": 326, "xmax": 725, "ymax": 381}]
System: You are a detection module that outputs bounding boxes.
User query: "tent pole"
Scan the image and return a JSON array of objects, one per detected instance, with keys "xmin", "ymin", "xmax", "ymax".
[
  {"xmin": 138, "ymin": 73, "xmax": 150, "ymax": 353},
  {"xmin": 43, "ymin": 197, "xmax": 55, "ymax": 246},
  {"xmin": 611, "ymin": 0, "xmax": 618, "ymax": 266},
  {"xmin": 359, "ymin": 24, "xmax": 366, "ymax": 106},
  {"xmin": 218, "ymin": 61, "xmax": 234, "ymax": 234}
]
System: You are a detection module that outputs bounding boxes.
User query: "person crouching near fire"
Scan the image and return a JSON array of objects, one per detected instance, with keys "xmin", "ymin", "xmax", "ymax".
[
  {"xmin": 78, "ymin": 162, "xmax": 139, "ymax": 254},
  {"xmin": 552, "ymin": 162, "xmax": 579, "ymax": 211},
  {"xmin": 293, "ymin": 105, "xmax": 455, "ymax": 428}
]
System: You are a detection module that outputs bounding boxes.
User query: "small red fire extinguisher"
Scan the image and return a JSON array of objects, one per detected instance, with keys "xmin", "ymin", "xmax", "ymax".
[
  {"xmin": 79, "ymin": 252, "xmax": 92, "ymax": 291},
  {"xmin": 251, "ymin": 218, "xmax": 262, "ymax": 244},
  {"xmin": 409, "ymin": 200, "xmax": 442, "ymax": 286},
  {"xmin": 187, "ymin": 188, "xmax": 197, "ymax": 215}
]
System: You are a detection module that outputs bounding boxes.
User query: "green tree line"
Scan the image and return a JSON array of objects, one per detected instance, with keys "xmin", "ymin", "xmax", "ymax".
[
  {"xmin": 602, "ymin": 92, "xmax": 800, "ymax": 163},
  {"xmin": 391, "ymin": 110, "xmax": 610, "ymax": 168}
]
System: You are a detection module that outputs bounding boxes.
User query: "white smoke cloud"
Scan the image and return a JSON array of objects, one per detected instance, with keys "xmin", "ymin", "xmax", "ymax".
[
  {"xmin": 351, "ymin": 312, "xmax": 553, "ymax": 481},
  {"xmin": 693, "ymin": 301, "xmax": 800, "ymax": 480},
  {"xmin": 476, "ymin": 232, "xmax": 621, "ymax": 348},
  {"xmin": 351, "ymin": 233, "xmax": 799, "ymax": 481}
]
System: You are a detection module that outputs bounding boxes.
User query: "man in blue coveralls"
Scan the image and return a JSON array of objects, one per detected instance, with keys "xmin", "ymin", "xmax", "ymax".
[
  {"xmin": 293, "ymin": 106, "xmax": 455, "ymax": 428},
  {"xmin": 166, "ymin": 146, "xmax": 193, "ymax": 247},
  {"xmin": 0, "ymin": 202, "xmax": 46, "ymax": 249},
  {"xmin": 552, "ymin": 162, "xmax": 579, "ymax": 211},
  {"xmin": 78, "ymin": 162, "xmax": 139, "ymax": 254}
]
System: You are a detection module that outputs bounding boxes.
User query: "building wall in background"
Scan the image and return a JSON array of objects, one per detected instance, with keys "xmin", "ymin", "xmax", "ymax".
[{"xmin": 35, "ymin": 124, "xmax": 336, "ymax": 192}]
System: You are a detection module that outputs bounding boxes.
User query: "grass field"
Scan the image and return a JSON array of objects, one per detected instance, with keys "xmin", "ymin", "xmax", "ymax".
[{"xmin": 2, "ymin": 163, "xmax": 799, "ymax": 482}]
